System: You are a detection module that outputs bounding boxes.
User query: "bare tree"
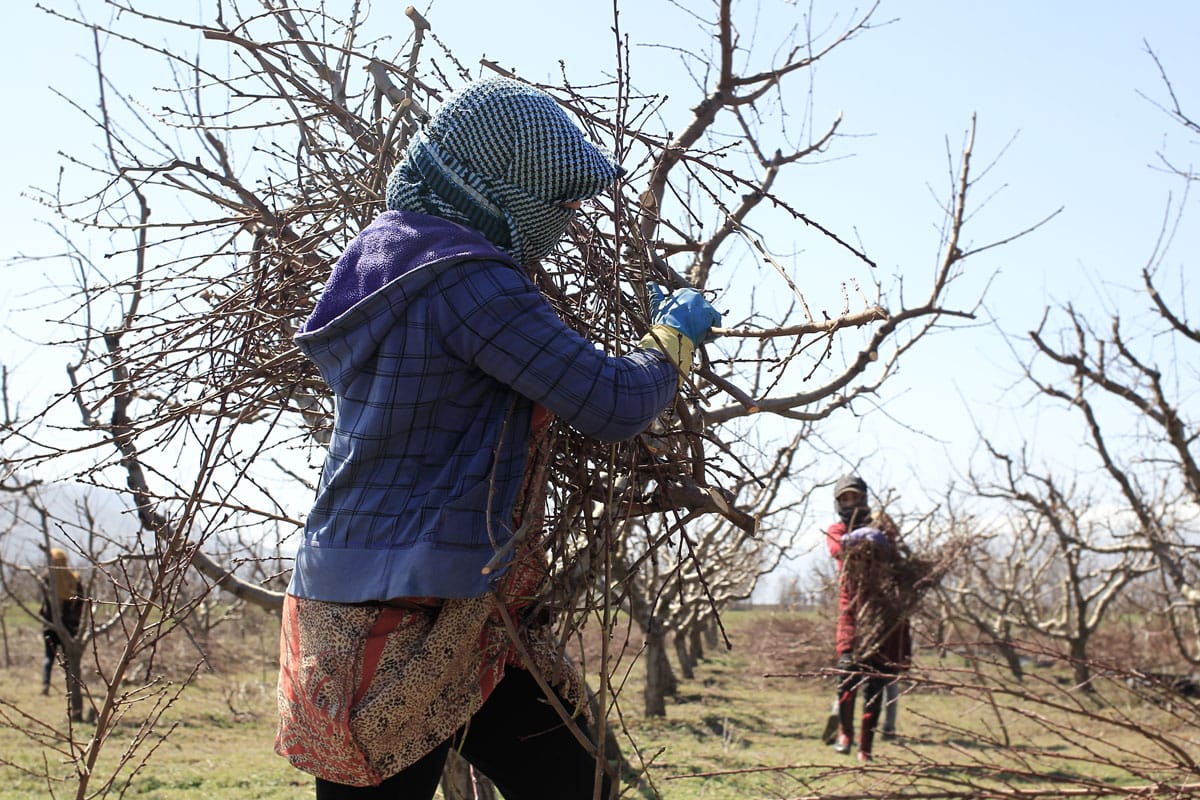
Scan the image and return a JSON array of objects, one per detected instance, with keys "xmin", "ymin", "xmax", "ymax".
[
  {"xmin": 614, "ymin": 434, "xmax": 810, "ymax": 715},
  {"xmin": 1025, "ymin": 267, "xmax": 1200, "ymax": 662},
  {"xmin": 925, "ymin": 492, "xmax": 1031, "ymax": 681},
  {"xmin": 1, "ymin": 0, "xmax": 1037, "ymax": 794},
  {"xmin": 1019, "ymin": 49, "xmax": 1200, "ymax": 658},
  {"xmin": 945, "ymin": 447, "xmax": 1157, "ymax": 688}
]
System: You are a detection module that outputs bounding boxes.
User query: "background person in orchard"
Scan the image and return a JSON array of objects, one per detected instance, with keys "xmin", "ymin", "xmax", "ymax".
[
  {"xmin": 825, "ymin": 474, "xmax": 912, "ymax": 763},
  {"xmin": 274, "ymin": 76, "xmax": 721, "ymax": 800},
  {"xmin": 39, "ymin": 547, "xmax": 84, "ymax": 696}
]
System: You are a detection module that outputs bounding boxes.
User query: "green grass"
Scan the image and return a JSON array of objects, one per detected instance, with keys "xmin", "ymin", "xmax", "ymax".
[
  {"xmin": 1, "ymin": 608, "xmax": 1198, "ymax": 798},
  {"xmin": 0, "ymin": 670, "xmax": 303, "ymax": 799}
]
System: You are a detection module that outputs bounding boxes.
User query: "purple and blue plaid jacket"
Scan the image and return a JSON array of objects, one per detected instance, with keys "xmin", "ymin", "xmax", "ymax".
[{"xmin": 288, "ymin": 211, "xmax": 676, "ymax": 601}]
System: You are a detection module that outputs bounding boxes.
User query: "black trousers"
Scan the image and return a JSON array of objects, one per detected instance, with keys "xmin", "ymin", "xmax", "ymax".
[
  {"xmin": 315, "ymin": 668, "xmax": 612, "ymax": 800},
  {"xmin": 42, "ymin": 630, "xmax": 64, "ymax": 687},
  {"xmin": 836, "ymin": 661, "xmax": 894, "ymax": 755}
]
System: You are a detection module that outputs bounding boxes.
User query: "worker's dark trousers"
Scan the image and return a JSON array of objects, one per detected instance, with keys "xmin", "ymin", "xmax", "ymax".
[
  {"xmin": 837, "ymin": 661, "xmax": 893, "ymax": 754},
  {"xmin": 315, "ymin": 668, "xmax": 612, "ymax": 800}
]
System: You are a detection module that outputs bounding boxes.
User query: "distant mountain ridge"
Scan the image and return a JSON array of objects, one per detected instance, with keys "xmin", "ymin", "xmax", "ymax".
[{"xmin": 1, "ymin": 481, "xmax": 135, "ymax": 566}]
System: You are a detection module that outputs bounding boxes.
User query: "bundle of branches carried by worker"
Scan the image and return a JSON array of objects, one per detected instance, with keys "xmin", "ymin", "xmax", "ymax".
[{"xmin": 841, "ymin": 526, "xmax": 959, "ymax": 664}]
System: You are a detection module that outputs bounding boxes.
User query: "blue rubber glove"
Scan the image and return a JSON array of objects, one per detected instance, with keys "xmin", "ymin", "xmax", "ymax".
[
  {"xmin": 647, "ymin": 283, "xmax": 667, "ymax": 317},
  {"xmin": 648, "ymin": 284, "xmax": 721, "ymax": 346}
]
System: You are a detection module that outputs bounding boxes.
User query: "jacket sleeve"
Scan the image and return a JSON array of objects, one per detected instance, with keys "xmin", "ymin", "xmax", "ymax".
[
  {"xmin": 438, "ymin": 261, "xmax": 678, "ymax": 442},
  {"xmin": 826, "ymin": 522, "xmax": 847, "ymax": 560}
]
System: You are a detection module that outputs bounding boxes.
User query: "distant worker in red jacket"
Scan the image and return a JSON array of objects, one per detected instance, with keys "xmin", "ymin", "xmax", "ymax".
[{"xmin": 825, "ymin": 474, "xmax": 911, "ymax": 762}]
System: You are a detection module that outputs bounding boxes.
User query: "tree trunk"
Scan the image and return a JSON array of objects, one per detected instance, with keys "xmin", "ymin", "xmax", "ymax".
[
  {"xmin": 0, "ymin": 611, "xmax": 9, "ymax": 668},
  {"xmin": 63, "ymin": 639, "xmax": 85, "ymax": 723},
  {"xmin": 998, "ymin": 641, "xmax": 1025, "ymax": 683},
  {"xmin": 660, "ymin": 638, "xmax": 678, "ymax": 698},
  {"xmin": 643, "ymin": 628, "xmax": 675, "ymax": 717},
  {"xmin": 1070, "ymin": 638, "xmax": 1093, "ymax": 692},
  {"xmin": 673, "ymin": 631, "xmax": 695, "ymax": 680},
  {"xmin": 703, "ymin": 616, "xmax": 719, "ymax": 650},
  {"xmin": 688, "ymin": 625, "xmax": 705, "ymax": 664}
]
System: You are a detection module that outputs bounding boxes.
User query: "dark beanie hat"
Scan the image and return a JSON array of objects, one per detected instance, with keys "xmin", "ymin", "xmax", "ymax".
[
  {"xmin": 834, "ymin": 474, "xmax": 868, "ymax": 499},
  {"xmin": 834, "ymin": 474, "xmax": 870, "ymax": 526}
]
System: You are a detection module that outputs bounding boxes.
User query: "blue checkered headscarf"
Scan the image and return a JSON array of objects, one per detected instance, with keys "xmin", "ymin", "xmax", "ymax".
[{"xmin": 386, "ymin": 77, "xmax": 621, "ymax": 264}]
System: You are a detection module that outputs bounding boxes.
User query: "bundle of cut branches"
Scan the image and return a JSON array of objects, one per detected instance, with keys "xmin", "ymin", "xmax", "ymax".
[{"xmin": 843, "ymin": 533, "xmax": 956, "ymax": 664}]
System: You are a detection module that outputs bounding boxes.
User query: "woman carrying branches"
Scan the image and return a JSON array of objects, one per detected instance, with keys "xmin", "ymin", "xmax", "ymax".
[
  {"xmin": 275, "ymin": 76, "xmax": 721, "ymax": 799},
  {"xmin": 825, "ymin": 474, "xmax": 913, "ymax": 762}
]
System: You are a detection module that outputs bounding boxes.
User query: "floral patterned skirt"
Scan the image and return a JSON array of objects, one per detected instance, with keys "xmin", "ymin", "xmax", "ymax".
[{"xmin": 275, "ymin": 592, "xmax": 585, "ymax": 786}]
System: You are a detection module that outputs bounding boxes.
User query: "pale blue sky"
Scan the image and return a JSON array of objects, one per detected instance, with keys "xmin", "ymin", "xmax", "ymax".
[{"xmin": 3, "ymin": 2, "xmax": 1198, "ymax": 584}]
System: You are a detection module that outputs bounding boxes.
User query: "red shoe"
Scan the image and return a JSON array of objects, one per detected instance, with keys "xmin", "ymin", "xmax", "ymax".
[
  {"xmin": 832, "ymin": 733, "xmax": 852, "ymax": 755},
  {"xmin": 856, "ymin": 750, "xmax": 872, "ymax": 762}
]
